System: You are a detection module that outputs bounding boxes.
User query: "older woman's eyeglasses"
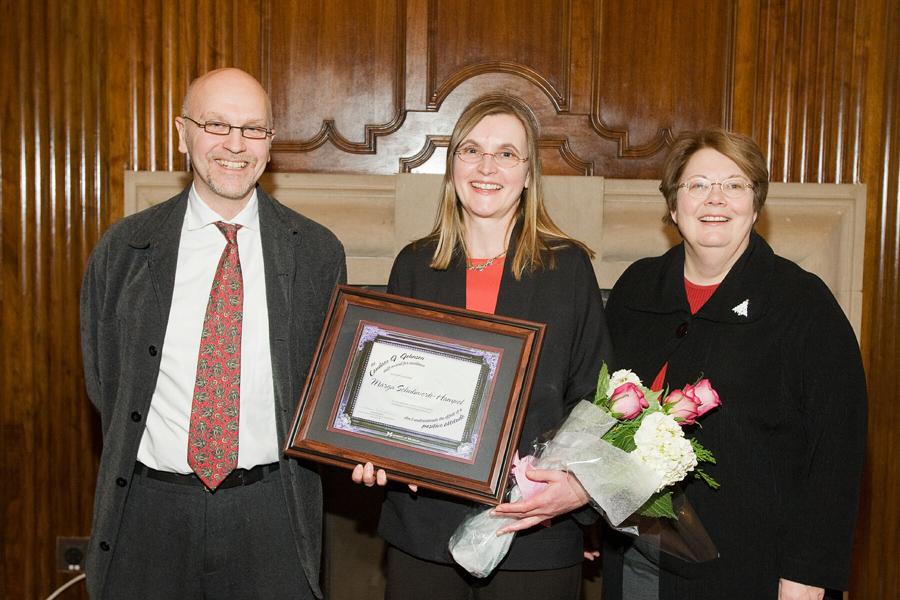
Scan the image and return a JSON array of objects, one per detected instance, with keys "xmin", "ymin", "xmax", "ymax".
[
  {"xmin": 181, "ymin": 115, "xmax": 273, "ymax": 140},
  {"xmin": 677, "ymin": 176, "xmax": 755, "ymax": 200},
  {"xmin": 455, "ymin": 145, "xmax": 528, "ymax": 169}
]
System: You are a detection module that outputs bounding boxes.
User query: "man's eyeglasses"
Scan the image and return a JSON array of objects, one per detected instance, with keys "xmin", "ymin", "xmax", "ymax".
[
  {"xmin": 455, "ymin": 145, "xmax": 528, "ymax": 169},
  {"xmin": 677, "ymin": 176, "xmax": 756, "ymax": 200},
  {"xmin": 181, "ymin": 115, "xmax": 273, "ymax": 140}
]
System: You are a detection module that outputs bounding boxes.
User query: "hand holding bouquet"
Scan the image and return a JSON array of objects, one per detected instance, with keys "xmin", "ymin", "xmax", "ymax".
[{"xmin": 448, "ymin": 363, "xmax": 721, "ymax": 576}]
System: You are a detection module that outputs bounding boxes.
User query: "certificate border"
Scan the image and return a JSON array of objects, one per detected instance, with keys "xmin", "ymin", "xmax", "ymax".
[
  {"xmin": 326, "ymin": 321, "xmax": 503, "ymax": 464},
  {"xmin": 284, "ymin": 285, "xmax": 545, "ymax": 505}
]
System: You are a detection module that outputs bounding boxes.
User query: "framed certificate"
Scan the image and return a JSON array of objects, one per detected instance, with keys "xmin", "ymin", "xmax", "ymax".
[{"xmin": 285, "ymin": 285, "xmax": 545, "ymax": 505}]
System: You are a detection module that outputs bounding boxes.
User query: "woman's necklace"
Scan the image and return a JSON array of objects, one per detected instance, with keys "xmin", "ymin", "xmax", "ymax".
[{"xmin": 466, "ymin": 250, "xmax": 507, "ymax": 272}]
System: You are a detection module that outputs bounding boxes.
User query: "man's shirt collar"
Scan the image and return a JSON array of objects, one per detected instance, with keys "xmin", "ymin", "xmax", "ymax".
[{"xmin": 186, "ymin": 185, "xmax": 259, "ymax": 231}]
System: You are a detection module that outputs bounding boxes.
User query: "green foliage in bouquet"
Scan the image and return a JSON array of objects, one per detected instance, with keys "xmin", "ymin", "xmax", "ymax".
[{"xmin": 592, "ymin": 363, "xmax": 720, "ymax": 519}]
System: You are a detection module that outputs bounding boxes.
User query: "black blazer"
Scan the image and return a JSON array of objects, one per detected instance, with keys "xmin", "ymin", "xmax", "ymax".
[
  {"xmin": 601, "ymin": 232, "xmax": 866, "ymax": 599},
  {"xmin": 377, "ymin": 233, "xmax": 614, "ymax": 570}
]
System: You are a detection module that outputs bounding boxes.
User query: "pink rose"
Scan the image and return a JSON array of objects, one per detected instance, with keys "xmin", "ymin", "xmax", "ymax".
[
  {"xmin": 664, "ymin": 388, "xmax": 700, "ymax": 425},
  {"xmin": 684, "ymin": 379, "xmax": 721, "ymax": 417},
  {"xmin": 609, "ymin": 382, "xmax": 648, "ymax": 419}
]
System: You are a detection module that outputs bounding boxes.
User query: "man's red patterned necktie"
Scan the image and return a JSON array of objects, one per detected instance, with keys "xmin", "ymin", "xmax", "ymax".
[{"xmin": 188, "ymin": 222, "xmax": 243, "ymax": 490}]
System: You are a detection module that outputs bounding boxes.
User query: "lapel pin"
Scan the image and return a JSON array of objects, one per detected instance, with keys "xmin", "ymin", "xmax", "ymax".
[{"xmin": 732, "ymin": 299, "xmax": 749, "ymax": 317}]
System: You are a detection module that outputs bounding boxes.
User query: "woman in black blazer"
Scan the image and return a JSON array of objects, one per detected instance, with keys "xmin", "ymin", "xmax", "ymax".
[
  {"xmin": 601, "ymin": 129, "xmax": 866, "ymax": 600},
  {"xmin": 353, "ymin": 94, "xmax": 613, "ymax": 600}
]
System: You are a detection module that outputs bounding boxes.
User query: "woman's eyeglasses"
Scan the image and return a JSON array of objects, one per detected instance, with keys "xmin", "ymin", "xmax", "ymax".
[
  {"xmin": 677, "ymin": 177, "xmax": 755, "ymax": 200},
  {"xmin": 455, "ymin": 145, "xmax": 528, "ymax": 168}
]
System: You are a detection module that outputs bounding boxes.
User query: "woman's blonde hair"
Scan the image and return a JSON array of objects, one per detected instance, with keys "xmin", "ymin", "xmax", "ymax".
[{"xmin": 427, "ymin": 94, "xmax": 592, "ymax": 278}]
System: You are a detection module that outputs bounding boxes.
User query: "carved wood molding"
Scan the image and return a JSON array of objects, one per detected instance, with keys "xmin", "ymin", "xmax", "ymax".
[
  {"xmin": 425, "ymin": 0, "xmax": 572, "ymax": 112},
  {"xmin": 538, "ymin": 138, "xmax": 594, "ymax": 175},
  {"xmin": 586, "ymin": 116, "xmax": 676, "ymax": 158},
  {"xmin": 427, "ymin": 61, "xmax": 570, "ymax": 112},
  {"xmin": 273, "ymin": 114, "xmax": 409, "ymax": 155},
  {"xmin": 399, "ymin": 135, "xmax": 450, "ymax": 172}
]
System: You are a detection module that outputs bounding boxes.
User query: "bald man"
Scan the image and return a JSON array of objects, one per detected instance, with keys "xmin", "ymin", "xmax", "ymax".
[{"xmin": 81, "ymin": 68, "xmax": 345, "ymax": 598}]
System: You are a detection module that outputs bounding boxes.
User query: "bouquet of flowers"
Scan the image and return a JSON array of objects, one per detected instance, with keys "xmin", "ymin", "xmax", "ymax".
[{"xmin": 448, "ymin": 362, "xmax": 721, "ymax": 577}]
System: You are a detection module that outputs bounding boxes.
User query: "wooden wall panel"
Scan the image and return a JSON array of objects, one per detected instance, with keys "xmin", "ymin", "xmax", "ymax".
[
  {"xmin": 735, "ymin": 0, "xmax": 866, "ymax": 184},
  {"xmin": 268, "ymin": 0, "xmax": 741, "ymax": 178},
  {"xmin": 103, "ymin": 0, "xmax": 264, "ymax": 199},
  {"xmin": 732, "ymin": 1, "xmax": 899, "ymax": 592},
  {"xmin": 1, "ymin": 1, "xmax": 263, "ymax": 597},
  {"xmin": 854, "ymin": 0, "xmax": 900, "ymax": 595},
  {"xmin": 267, "ymin": 0, "xmax": 404, "ymax": 151},
  {"xmin": 2, "ymin": 0, "xmax": 899, "ymax": 597},
  {"xmin": 591, "ymin": 0, "xmax": 734, "ymax": 157},
  {"xmin": 1, "ymin": 1, "xmax": 105, "ymax": 598},
  {"xmin": 427, "ymin": 0, "xmax": 572, "ymax": 110}
]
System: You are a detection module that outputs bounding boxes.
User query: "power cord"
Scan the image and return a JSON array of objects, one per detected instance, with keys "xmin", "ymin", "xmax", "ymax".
[{"xmin": 45, "ymin": 573, "xmax": 86, "ymax": 600}]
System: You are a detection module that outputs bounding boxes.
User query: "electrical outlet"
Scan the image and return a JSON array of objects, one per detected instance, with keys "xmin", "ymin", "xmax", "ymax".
[{"xmin": 56, "ymin": 536, "xmax": 89, "ymax": 572}]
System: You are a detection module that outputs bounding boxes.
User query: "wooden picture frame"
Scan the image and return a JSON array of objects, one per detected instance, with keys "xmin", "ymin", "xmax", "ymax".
[{"xmin": 285, "ymin": 285, "xmax": 545, "ymax": 505}]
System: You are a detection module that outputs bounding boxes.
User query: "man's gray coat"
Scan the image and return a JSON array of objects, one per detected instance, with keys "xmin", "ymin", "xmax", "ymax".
[{"xmin": 80, "ymin": 185, "xmax": 346, "ymax": 598}]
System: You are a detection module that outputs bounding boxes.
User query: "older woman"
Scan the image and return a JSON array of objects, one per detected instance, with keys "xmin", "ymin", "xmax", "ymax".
[
  {"xmin": 353, "ymin": 94, "xmax": 613, "ymax": 599},
  {"xmin": 601, "ymin": 129, "xmax": 867, "ymax": 600}
]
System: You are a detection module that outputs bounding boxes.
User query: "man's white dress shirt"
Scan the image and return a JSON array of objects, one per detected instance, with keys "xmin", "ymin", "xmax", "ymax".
[{"xmin": 137, "ymin": 186, "xmax": 279, "ymax": 472}]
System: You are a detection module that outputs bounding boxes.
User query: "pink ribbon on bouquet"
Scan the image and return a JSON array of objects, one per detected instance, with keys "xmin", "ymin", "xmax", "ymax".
[{"xmin": 511, "ymin": 452, "xmax": 551, "ymax": 527}]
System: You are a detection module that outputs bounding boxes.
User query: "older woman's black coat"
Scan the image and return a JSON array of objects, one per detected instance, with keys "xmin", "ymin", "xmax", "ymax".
[
  {"xmin": 377, "ymin": 236, "xmax": 613, "ymax": 570},
  {"xmin": 602, "ymin": 232, "xmax": 867, "ymax": 599}
]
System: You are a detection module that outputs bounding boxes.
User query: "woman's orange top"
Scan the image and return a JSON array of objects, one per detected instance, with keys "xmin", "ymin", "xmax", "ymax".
[{"xmin": 465, "ymin": 257, "xmax": 506, "ymax": 314}]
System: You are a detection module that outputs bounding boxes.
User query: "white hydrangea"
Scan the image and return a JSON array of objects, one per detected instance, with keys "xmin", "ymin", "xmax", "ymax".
[
  {"xmin": 608, "ymin": 369, "xmax": 642, "ymax": 396},
  {"xmin": 632, "ymin": 412, "xmax": 698, "ymax": 492}
]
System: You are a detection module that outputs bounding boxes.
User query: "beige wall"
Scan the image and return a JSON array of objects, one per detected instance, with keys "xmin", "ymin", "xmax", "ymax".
[{"xmin": 127, "ymin": 172, "xmax": 866, "ymax": 336}]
